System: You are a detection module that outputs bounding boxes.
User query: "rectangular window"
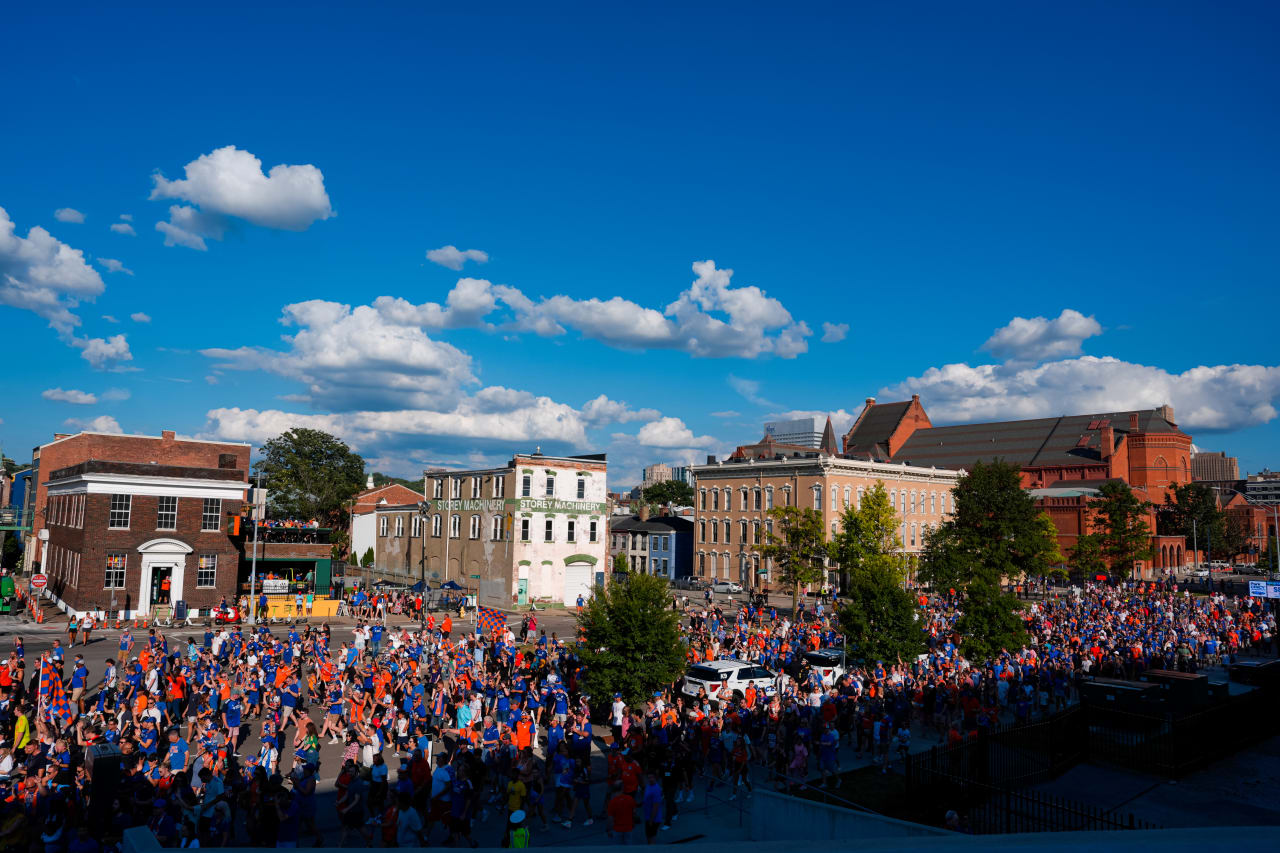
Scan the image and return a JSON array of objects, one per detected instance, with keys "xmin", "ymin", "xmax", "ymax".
[
  {"xmin": 432, "ymin": 515, "xmax": 442, "ymax": 537},
  {"xmin": 567, "ymin": 520, "xmax": 576, "ymax": 543},
  {"xmin": 699, "ymin": 490, "xmax": 707, "ymax": 510},
  {"xmin": 380, "ymin": 515, "xmax": 388, "ymax": 536},
  {"xmin": 197, "ymin": 554, "xmax": 217, "ymax": 588},
  {"xmin": 491, "ymin": 516, "xmax": 504, "ymax": 541},
  {"xmin": 450, "ymin": 478, "xmax": 461, "ymax": 499},
  {"xmin": 545, "ymin": 475, "xmax": 554, "ymax": 497},
  {"xmin": 395, "ymin": 515, "xmax": 405, "ymax": 537},
  {"xmin": 589, "ymin": 520, "xmax": 598, "ymax": 542},
  {"xmin": 469, "ymin": 515, "xmax": 480, "ymax": 539},
  {"xmin": 157, "ymin": 496, "xmax": 178, "ymax": 530},
  {"xmin": 433, "ymin": 479, "xmax": 443, "ymax": 499},
  {"xmin": 104, "ymin": 553, "xmax": 127, "ymax": 589},
  {"xmin": 576, "ymin": 477, "xmax": 586, "ymax": 499},
  {"xmin": 109, "ymin": 494, "xmax": 131, "ymax": 529},
  {"xmin": 814, "ymin": 488, "xmax": 822, "ymax": 511},
  {"xmin": 411, "ymin": 515, "xmax": 422, "ymax": 537},
  {"xmin": 201, "ymin": 498, "xmax": 221, "ymax": 532},
  {"xmin": 712, "ymin": 490, "xmax": 719, "ymax": 511},
  {"xmin": 711, "ymin": 522, "xmax": 718, "ymax": 544},
  {"xmin": 520, "ymin": 518, "xmax": 530, "ymax": 541},
  {"xmin": 754, "ymin": 490, "xmax": 761, "ymax": 511},
  {"xmin": 494, "ymin": 477, "xmax": 506, "ymax": 498},
  {"xmin": 522, "ymin": 475, "xmax": 532, "ymax": 497},
  {"xmin": 471, "ymin": 477, "xmax": 482, "ymax": 499},
  {"xmin": 544, "ymin": 518, "xmax": 554, "ymax": 542},
  {"xmin": 449, "ymin": 515, "xmax": 460, "ymax": 538}
]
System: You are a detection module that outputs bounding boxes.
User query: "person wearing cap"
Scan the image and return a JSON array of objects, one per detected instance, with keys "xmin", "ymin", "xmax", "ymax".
[{"xmin": 507, "ymin": 809, "xmax": 530, "ymax": 848}]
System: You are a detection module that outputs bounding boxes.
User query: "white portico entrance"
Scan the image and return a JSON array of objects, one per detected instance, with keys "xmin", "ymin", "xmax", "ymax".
[{"xmin": 136, "ymin": 538, "xmax": 191, "ymax": 616}]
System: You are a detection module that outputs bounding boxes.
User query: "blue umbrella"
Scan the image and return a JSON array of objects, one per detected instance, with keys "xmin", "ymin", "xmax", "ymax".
[
  {"xmin": 440, "ymin": 580, "xmax": 463, "ymax": 590},
  {"xmin": 409, "ymin": 580, "xmax": 427, "ymax": 593}
]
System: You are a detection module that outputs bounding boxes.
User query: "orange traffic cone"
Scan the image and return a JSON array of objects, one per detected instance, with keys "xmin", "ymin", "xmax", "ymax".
[{"xmin": 35, "ymin": 608, "xmax": 43, "ymax": 624}]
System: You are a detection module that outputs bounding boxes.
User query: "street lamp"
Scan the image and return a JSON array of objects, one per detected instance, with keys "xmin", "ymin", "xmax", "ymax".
[{"xmin": 248, "ymin": 469, "xmax": 264, "ymax": 625}]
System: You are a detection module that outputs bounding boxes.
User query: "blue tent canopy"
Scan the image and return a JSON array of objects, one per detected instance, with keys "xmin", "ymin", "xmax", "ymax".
[
  {"xmin": 439, "ymin": 580, "xmax": 463, "ymax": 590},
  {"xmin": 409, "ymin": 581, "xmax": 428, "ymax": 593}
]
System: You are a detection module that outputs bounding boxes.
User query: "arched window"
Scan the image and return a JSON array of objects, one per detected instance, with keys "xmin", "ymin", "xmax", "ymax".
[
  {"xmin": 710, "ymin": 520, "xmax": 719, "ymax": 543},
  {"xmin": 712, "ymin": 489, "xmax": 719, "ymax": 511},
  {"xmin": 722, "ymin": 488, "xmax": 732, "ymax": 510},
  {"xmin": 753, "ymin": 488, "xmax": 762, "ymax": 510},
  {"xmin": 698, "ymin": 552, "xmax": 706, "ymax": 576},
  {"xmin": 739, "ymin": 520, "xmax": 748, "ymax": 542},
  {"xmin": 431, "ymin": 514, "xmax": 442, "ymax": 537},
  {"xmin": 722, "ymin": 519, "xmax": 732, "ymax": 544},
  {"xmin": 766, "ymin": 487, "xmax": 774, "ymax": 509},
  {"xmin": 843, "ymin": 487, "xmax": 851, "ymax": 508},
  {"xmin": 753, "ymin": 520, "xmax": 762, "ymax": 544},
  {"xmin": 813, "ymin": 486, "xmax": 823, "ymax": 511},
  {"xmin": 740, "ymin": 488, "xmax": 749, "ymax": 511}
]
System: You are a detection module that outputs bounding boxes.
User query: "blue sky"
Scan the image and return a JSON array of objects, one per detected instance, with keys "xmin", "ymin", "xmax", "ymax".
[{"xmin": 3, "ymin": 1, "xmax": 1278, "ymax": 485}]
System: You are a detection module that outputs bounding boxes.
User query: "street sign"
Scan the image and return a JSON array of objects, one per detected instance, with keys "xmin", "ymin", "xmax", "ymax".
[
  {"xmin": 470, "ymin": 574, "xmax": 481, "ymax": 579},
  {"xmin": 30, "ymin": 574, "xmax": 47, "ymax": 589}
]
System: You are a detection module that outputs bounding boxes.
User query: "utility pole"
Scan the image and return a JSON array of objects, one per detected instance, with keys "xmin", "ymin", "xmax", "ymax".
[{"xmin": 248, "ymin": 469, "xmax": 263, "ymax": 625}]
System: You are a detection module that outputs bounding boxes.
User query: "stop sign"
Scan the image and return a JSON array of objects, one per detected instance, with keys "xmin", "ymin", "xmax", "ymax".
[{"xmin": 30, "ymin": 574, "xmax": 47, "ymax": 589}]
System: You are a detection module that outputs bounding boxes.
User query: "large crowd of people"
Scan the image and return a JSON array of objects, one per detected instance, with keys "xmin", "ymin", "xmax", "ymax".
[{"xmin": 0, "ymin": 578, "xmax": 1272, "ymax": 850}]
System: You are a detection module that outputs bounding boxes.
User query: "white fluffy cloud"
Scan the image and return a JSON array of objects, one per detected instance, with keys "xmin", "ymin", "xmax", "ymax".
[
  {"xmin": 131, "ymin": 312, "xmax": 151, "ymax": 323},
  {"xmin": 151, "ymin": 146, "xmax": 334, "ymax": 249},
  {"xmin": 821, "ymin": 322, "xmax": 849, "ymax": 343},
  {"xmin": 75, "ymin": 333, "xmax": 133, "ymax": 369},
  {"xmin": 374, "ymin": 260, "xmax": 811, "ymax": 359},
  {"xmin": 54, "ymin": 208, "xmax": 85, "ymax": 224},
  {"xmin": 203, "ymin": 394, "xmax": 589, "ymax": 449},
  {"xmin": 579, "ymin": 395, "xmax": 661, "ymax": 428},
  {"xmin": 0, "ymin": 205, "xmax": 104, "ymax": 335},
  {"xmin": 634, "ymin": 417, "xmax": 716, "ymax": 448},
  {"xmin": 64, "ymin": 414, "xmax": 123, "ymax": 434},
  {"xmin": 982, "ymin": 308, "xmax": 1102, "ymax": 362},
  {"xmin": 883, "ymin": 357, "xmax": 1280, "ymax": 433},
  {"xmin": 102, "ymin": 388, "xmax": 131, "ymax": 402},
  {"xmin": 110, "ymin": 223, "xmax": 136, "ymax": 236},
  {"xmin": 97, "ymin": 258, "xmax": 133, "ymax": 275},
  {"xmin": 203, "ymin": 299, "xmax": 476, "ymax": 412},
  {"xmin": 426, "ymin": 245, "xmax": 489, "ymax": 271},
  {"xmin": 43, "ymin": 388, "xmax": 97, "ymax": 404}
]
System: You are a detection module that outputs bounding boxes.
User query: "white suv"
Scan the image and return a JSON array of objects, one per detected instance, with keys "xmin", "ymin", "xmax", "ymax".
[{"xmin": 681, "ymin": 660, "xmax": 777, "ymax": 702}]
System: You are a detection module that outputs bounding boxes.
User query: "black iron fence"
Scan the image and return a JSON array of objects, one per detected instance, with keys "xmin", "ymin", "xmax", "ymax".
[{"xmin": 937, "ymin": 778, "xmax": 1159, "ymax": 834}]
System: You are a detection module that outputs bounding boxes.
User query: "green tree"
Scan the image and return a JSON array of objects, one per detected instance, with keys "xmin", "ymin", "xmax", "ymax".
[
  {"xmin": 1158, "ymin": 483, "xmax": 1224, "ymax": 540},
  {"xmin": 576, "ymin": 572, "xmax": 687, "ymax": 705},
  {"xmin": 956, "ymin": 585, "xmax": 1027, "ymax": 661},
  {"xmin": 0, "ymin": 535, "xmax": 19, "ymax": 570},
  {"xmin": 917, "ymin": 460, "xmax": 1048, "ymax": 591},
  {"xmin": 370, "ymin": 472, "xmax": 424, "ymax": 492},
  {"xmin": 753, "ymin": 505, "xmax": 827, "ymax": 619},
  {"xmin": 1070, "ymin": 533, "xmax": 1107, "ymax": 579},
  {"xmin": 831, "ymin": 483, "xmax": 922, "ymax": 662},
  {"xmin": 1089, "ymin": 481, "xmax": 1152, "ymax": 576},
  {"xmin": 612, "ymin": 552, "xmax": 630, "ymax": 574},
  {"xmin": 642, "ymin": 480, "xmax": 695, "ymax": 508},
  {"xmin": 255, "ymin": 428, "xmax": 366, "ymax": 527},
  {"xmin": 1259, "ymin": 539, "xmax": 1279, "ymax": 575},
  {"xmin": 1218, "ymin": 513, "xmax": 1252, "ymax": 563},
  {"xmin": 360, "ymin": 547, "xmax": 375, "ymax": 568}
]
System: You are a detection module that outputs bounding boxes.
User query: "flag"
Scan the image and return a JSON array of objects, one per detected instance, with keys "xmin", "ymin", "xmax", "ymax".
[
  {"xmin": 477, "ymin": 606, "xmax": 506, "ymax": 636},
  {"xmin": 38, "ymin": 658, "xmax": 73, "ymax": 727}
]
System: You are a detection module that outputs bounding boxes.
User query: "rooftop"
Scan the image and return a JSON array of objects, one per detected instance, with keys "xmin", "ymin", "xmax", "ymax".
[{"xmin": 47, "ymin": 459, "xmax": 248, "ymax": 483}]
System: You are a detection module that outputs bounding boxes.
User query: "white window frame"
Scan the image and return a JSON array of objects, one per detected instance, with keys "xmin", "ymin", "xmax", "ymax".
[
  {"xmin": 449, "ymin": 514, "xmax": 460, "ymax": 538},
  {"xmin": 450, "ymin": 478, "xmax": 461, "ymax": 499},
  {"xmin": 544, "ymin": 518, "xmax": 554, "ymax": 542},
  {"xmin": 197, "ymin": 554, "xmax": 217, "ymax": 588},
  {"xmin": 469, "ymin": 515, "xmax": 480, "ymax": 540},
  {"xmin": 104, "ymin": 552, "xmax": 127, "ymax": 589},
  {"xmin": 432, "ymin": 514, "xmax": 442, "ymax": 537},
  {"xmin": 156, "ymin": 496, "xmax": 178, "ymax": 531},
  {"xmin": 471, "ymin": 477, "xmax": 482, "ymax": 499},
  {"xmin": 201, "ymin": 498, "xmax": 221, "ymax": 532},
  {"xmin": 545, "ymin": 475, "xmax": 555, "ymax": 497},
  {"xmin": 491, "ymin": 516, "xmax": 504, "ymax": 541},
  {"xmin": 522, "ymin": 475, "xmax": 532, "ymax": 497},
  {"xmin": 576, "ymin": 477, "xmax": 586, "ymax": 499},
  {"xmin": 109, "ymin": 494, "xmax": 131, "ymax": 529},
  {"xmin": 395, "ymin": 515, "xmax": 405, "ymax": 537},
  {"xmin": 380, "ymin": 515, "xmax": 389, "ymax": 537},
  {"xmin": 411, "ymin": 515, "xmax": 423, "ymax": 537},
  {"xmin": 494, "ymin": 477, "xmax": 506, "ymax": 498}
]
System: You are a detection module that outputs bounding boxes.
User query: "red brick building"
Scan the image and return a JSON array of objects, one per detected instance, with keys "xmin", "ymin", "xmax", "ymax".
[
  {"xmin": 843, "ymin": 400, "xmax": 1194, "ymax": 578},
  {"xmin": 25, "ymin": 430, "xmax": 250, "ymax": 617}
]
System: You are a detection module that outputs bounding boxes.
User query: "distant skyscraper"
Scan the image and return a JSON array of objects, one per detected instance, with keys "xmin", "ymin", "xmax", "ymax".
[
  {"xmin": 1192, "ymin": 451, "xmax": 1239, "ymax": 482},
  {"xmin": 763, "ymin": 416, "xmax": 821, "ymax": 448},
  {"xmin": 641, "ymin": 463, "xmax": 674, "ymax": 489}
]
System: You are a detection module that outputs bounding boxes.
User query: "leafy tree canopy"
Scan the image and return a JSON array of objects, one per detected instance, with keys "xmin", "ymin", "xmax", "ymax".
[
  {"xmin": 255, "ymin": 428, "xmax": 366, "ymax": 526},
  {"xmin": 577, "ymin": 572, "xmax": 687, "ymax": 706},
  {"xmin": 754, "ymin": 505, "xmax": 828, "ymax": 618},
  {"xmin": 642, "ymin": 480, "xmax": 695, "ymax": 508},
  {"xmin": 370, "ymin": 472, "xmax": 424, "ymax": 493},
  {"xmin": 1089, "ymin": 481, "xmax": 1152, "ymax": 576},
  {"xmin": 612, "ymin": 552, "xmax": 630, "ymax": 574}
]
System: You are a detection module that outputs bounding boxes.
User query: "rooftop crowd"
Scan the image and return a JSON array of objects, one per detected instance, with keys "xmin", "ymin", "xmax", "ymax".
[{"xmin": 0, "ymin": 577, "xmax": 1272, "ymax": 850}]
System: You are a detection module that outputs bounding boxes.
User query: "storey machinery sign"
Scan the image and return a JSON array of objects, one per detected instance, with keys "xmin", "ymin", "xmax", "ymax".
[{"xmin": 423, "ymin": 498, "xmax": 606, "ymax": 515}]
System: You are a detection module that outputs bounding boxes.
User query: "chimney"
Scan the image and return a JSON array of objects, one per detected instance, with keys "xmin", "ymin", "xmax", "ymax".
[
  {"xmin": 705, "ymin": 454, "xmax": 717, "ymax": 464},
  {"xmin": 1100, "ymin": 424, "xmax": 1114, "ymax": 461},
  {"xmin": 367, "ymin": 474, "xmax": 375, "ymax": 490},
  {"xmin": 865, "ymin": 397, "xmax": 876, "ymax": 408},
  {"xmin": 1157, "ymin": 404, "xmax": 1175, "ymax": 425},
  {"xmin": 161, "ymin": 430, "xmax": 176, "ymax": 441},
  {"xmin": 638, "ymin": 503, "xmax": 650, "ymax": 521},
  {"xmin": 911, "ymin": 394, "xmax": 919, "ymax": 403},
  {"xmin": 1128, "ymin": 413, "xmax": 1140, "ymax": 431}
]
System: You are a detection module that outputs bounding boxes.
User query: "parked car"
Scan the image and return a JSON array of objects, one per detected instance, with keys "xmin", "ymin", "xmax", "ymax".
[
  {"xmin": 681, "ymin": 660, "xmax": 777, "ymax": 701},
  {"xmin": 802, "ymin": 648, "xmax": 847, "ymax": 685},
  {"xmin": 711, "ymin": 580, "xmax": 743, "ymax": 594},
  {"xmin": 671, "ymin": 576, "xmax": 707, "ymax": 591}
]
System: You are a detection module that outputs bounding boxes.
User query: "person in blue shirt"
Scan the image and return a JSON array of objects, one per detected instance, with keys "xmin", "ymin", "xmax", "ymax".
[
  {"xmin": 166, "ymin": 729, "xmax": 190, "ymax": 773},
  {"xmin": 371, "ymin": 624, "xmax": 384, "ymax": 655},
  {"xmin": 69, "ymin": 655, "xmax": 90, "ymax": 712}
]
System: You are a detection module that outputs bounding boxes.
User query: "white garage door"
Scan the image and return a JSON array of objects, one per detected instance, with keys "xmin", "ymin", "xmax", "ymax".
[{"xmin": 563, "ymin": 563, "xmax": 593, "ymax": 606}]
